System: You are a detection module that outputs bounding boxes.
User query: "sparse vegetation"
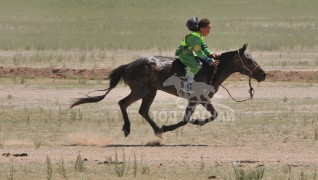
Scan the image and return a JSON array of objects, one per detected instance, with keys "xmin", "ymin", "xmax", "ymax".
[
  {"xmin": 78, "ymin": 78, "xmax": 87, "ymax": 84},
  {"xmin": 133, "ymin": 152, "xmax": 137, "ymax": 178},
  {"xmin": 0, "ymin": 139, "xmax": 4, "ymax": 149},
  {"xmin": 0, "ymin": 79, "xmax": 316, "ymax": 179},
  {"xmin": 68, "ymin": 109, "xmax": 84, "ymax": 122},
  {"xmin": 32, "ymin": 138, "xmax": 43, "ymax": 149},
  {"xmin": 58, "ymin": 157, "xmax": 67, "ymax": 179},
  {"xmin": 200, "ymin": 155, "xmax": 205, "ymax": 171},
  {"xmin": 46, "ymin": 156, "xmax": 53, "ymax": 180},
  {"xmin": 7, "ymin": 95, "xmax": 13, "ymax": 100},
  {"xmin": 283, "ymin": 165, "xmax": 292, "ymax": 174},
  {"xmin": 75, "ymin": 153, "xmax": 85, "ymax": 172},
  {"xmin": 0, "ymin": 0, "xmax": 317, "ymax": 179},
  {"xmin": 233, "ymin": 165, "xmax": 265, "ymax": 180},
  {"xmin": 140, "ymin": 153, "xmax": 150, "ymax": 176},
  {"xmin": 300, "ymin": 171, "xmax": 306, "ymax": 180},
  {"xmin": 7, "ymin": 164, "xmax": 14, "ymax": 180},
  {"xmin": 115, "ymin": 148, "xmax": 128, "ymax": 177},
  {"xmin": 0, "ymin": 0, "xmax": 318, "ymax": 51}
]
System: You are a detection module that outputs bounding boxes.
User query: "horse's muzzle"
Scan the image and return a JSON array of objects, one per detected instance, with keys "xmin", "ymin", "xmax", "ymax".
[{"xmin": 256, "ymin": 72, "xmax": 266, "ymax": 82}]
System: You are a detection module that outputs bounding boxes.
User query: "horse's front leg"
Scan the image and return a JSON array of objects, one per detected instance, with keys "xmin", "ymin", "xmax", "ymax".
[
  {"xmin": 160, "ymin": 101, "xmax": 198, "ymax": 133},
  {"xmin": 189, "ymin": 100, "xmax": 218, "ymax": 126}
]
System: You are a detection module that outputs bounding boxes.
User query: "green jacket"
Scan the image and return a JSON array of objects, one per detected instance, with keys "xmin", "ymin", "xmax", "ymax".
[{"xmin": 175, "ymin": 31, "xmax": 214, "ymax": 64}]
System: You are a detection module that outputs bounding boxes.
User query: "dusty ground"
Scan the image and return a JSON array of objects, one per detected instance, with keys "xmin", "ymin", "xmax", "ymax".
[
  {"xmin": 1, "ymin": 76, "xmax": 318, "ymax": 179},
  {"xmin": 1, "ymin": 66, "xmax": 318, "ymax": 82},
  {"xmin": 0, "ymin": 49, "xmax": 318, "ymax": 178}
]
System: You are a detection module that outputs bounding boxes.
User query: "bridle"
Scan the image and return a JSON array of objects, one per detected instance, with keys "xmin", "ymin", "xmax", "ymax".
[
  {"xmin": 210, "ymin": 50, "xmax": 260, "ymax": 102},
  {"xmin": 237, "ymin": 50, "xmax": 260, "ymax": 77}
]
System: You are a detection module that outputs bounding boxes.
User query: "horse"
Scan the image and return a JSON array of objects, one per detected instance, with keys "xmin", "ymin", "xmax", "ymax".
[{"xmin": 69, "ymin": 44, "xmax": 266, "ymax": 138}]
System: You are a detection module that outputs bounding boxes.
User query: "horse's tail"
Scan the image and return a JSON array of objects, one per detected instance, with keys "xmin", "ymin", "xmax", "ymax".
[{"xmin": 69, "ymin": 64, "xmax": 128, "ymax": 110}]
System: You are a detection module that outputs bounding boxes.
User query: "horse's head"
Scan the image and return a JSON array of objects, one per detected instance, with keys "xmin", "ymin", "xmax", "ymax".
[{"xmin": 235, "ymin": 44, "xmax": 266, "ymax": 82}]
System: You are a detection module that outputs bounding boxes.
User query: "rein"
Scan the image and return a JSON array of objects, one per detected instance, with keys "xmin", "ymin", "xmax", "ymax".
[
  {"xmin": 220, "ymin": 79, "xmax": 254, "ymax": 102},
  {"xmin": 210, "ymin": 50, "xmax": 259, "ymax": 102}
]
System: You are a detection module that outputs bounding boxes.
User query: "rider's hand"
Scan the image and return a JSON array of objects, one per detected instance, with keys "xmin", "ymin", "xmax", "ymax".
[
  {"xmin": 210, "ymin": 52, "xmax": 220, "ymax": 59},
  {"xmin": 211, "ymin": 60, "xmax": 219, "ymax": 66}
]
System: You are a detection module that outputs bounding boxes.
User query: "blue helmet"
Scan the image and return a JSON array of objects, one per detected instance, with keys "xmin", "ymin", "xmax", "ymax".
[{"xmin": 186, "ymin": 17, "xmax": 199, "ymax": 32}]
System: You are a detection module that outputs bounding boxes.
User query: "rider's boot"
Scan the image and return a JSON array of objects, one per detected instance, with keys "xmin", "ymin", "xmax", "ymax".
[{"xmin": 181, "ymin": 76, "xmax": 194, "ymax": 94}]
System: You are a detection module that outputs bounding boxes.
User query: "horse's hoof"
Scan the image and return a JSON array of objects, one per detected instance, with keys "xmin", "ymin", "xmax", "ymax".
[
  {"xmin": 122, "ymin": 129, "xmax": 130, "ymax": 137},
  {"xmin": 189, "ymin": 119, "xmax": 205, "ymax": 126},
  {"xmin": 155, "ymin": 132, "xmax": 163, "ymax": 139}
]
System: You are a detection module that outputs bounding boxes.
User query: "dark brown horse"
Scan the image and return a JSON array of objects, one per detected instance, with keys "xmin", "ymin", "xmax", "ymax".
[{"xmin": 70, "ymin": 44, "xmax": 266, "ymax": 138}]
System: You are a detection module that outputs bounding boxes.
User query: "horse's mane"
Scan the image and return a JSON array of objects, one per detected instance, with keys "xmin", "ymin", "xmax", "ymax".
[{"xmin": 197, "ymin": 50, "xmax": 237, "ymax": 75}]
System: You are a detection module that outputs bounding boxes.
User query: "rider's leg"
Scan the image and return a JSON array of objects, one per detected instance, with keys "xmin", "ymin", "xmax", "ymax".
[
  {"xmin": 181, "ymin": 67, "xmax": 193, "ymax": 92},
  {"xmin": 182, "ymin": 64, "xmax": 199, "ymax": 93}
]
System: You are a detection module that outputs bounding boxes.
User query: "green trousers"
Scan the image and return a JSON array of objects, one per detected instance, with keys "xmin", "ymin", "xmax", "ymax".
[{"xmin": 179, "ymin": 55, "xmax": 201, "ymax": 77}]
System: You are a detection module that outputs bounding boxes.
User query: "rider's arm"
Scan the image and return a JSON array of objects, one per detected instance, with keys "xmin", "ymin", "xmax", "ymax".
[
  {"xmin": 188, "ymin": 36, "xmax": 214, "ymax": 64},
  {"xmin": 175, "ymin": 44, "xmax": 183, "ymax": 56},
  {"xmin": 201, "ymin": 41, "xmax": 213, "ymax": 56}
]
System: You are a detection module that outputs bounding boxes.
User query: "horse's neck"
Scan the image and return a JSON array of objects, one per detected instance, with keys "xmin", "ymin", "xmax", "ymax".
[{"xmin": 212, "ymin": 67, "xmax": 237, "ymax": 90}]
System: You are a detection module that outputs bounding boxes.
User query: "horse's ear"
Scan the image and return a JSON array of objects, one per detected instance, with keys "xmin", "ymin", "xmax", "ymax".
[{"xmin": 239, "ymin": 43, "xmax": 248, "ymax": 54}]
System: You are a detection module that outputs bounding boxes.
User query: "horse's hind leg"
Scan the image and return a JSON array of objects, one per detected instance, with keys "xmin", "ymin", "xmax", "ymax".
[
  {"xmin": 119, "ymin": 92, "xmax": 143, "ymax": 137},
  {"xmin": 138, "ymin": 90, "xmax": 162, "ymax": 138}
]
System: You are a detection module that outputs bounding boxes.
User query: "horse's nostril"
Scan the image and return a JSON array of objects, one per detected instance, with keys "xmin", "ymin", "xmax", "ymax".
[{"xmin": 262, "ymin": 73, "xmax": 266, "ymax": 77}]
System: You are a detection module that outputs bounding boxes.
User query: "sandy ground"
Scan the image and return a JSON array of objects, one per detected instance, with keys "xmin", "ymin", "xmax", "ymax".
[
  {"xmin": 1, "ymin": 67, "xmax": 318, "ymax": 83},
  {"xmin": 0, "ymin": 53, "xmax": 318, "ymax": 179},
  {"xmin": 1, "ymin": 80, "xmax": 318, "ymax": 169}
]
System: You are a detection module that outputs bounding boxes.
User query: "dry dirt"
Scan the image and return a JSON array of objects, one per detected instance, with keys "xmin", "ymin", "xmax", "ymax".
[
  {"xmin": 1, "ymin": 68, "xmax": 318, "ymax": 178},
  {"xmin": 1, "ymin": 66, "xmax": 318, "ymax": 82},
  {"xmin": 1, "ymin": 82, "xmax": 318, "ymax": 164}
]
